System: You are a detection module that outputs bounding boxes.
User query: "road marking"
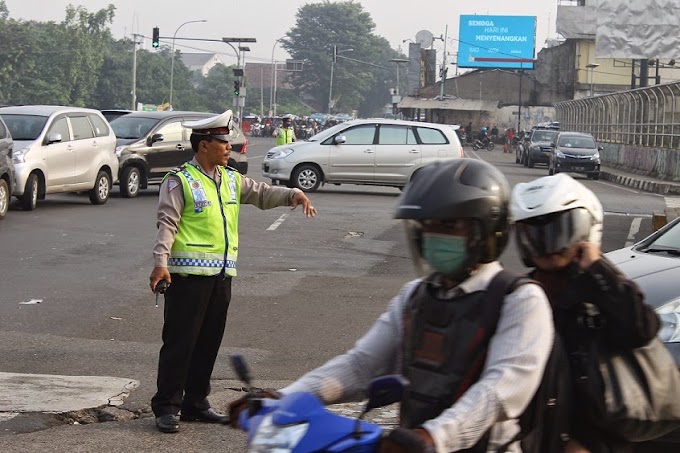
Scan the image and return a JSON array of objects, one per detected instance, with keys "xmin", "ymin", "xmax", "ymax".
[
  {"xmin": 604, "ymin": 211, "xmax": 652, "ymax": 218},
  {"xmin": 465, "ymin": 148, "xmax": 482, "ymax": 160},
  {"xmin": 596, "ymin": 180, "xmax": 644, "ymax": 195},
  {"xmin": 267, "ymin": 214, "xmax": 288, "ymax": 231},
  {"xmin": 666, "ymin": 197, "xmax": 680, "ymax": 208},
  {"xmin": 625, "ymin": 217, "xmax": 642, "ymax": 247}
]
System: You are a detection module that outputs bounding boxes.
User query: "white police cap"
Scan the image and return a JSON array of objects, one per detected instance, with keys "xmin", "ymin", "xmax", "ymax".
[{"xmin": 184, "ymin": 110, "xmax": 234, "ymax": 141}]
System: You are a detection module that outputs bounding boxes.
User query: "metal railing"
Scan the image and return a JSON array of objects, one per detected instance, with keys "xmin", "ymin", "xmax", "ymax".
[{"xmin": 555, "ymin": 81, "xmax": 680, "ymax": 149}]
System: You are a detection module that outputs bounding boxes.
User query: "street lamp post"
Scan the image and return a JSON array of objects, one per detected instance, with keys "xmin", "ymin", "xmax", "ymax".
[
  {"xmin": 270, "ymin": 37, "xmax": 284, "ymax": 116},
  {"xmin": 389, "ymin": 58, "xmax": 409, "ymax": 118},
  {"xmin": 328, "ymin": 46, "xmax": 353, "ymax": 114},
  {"xmin": 587, "ymin": 63, "xmax": 600, "ymax": 97},
  {"xmin": 169, "ymin": 19, "xmax": 206, "ymax": 108}
]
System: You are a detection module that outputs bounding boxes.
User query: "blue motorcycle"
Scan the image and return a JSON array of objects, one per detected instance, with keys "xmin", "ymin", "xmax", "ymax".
[{"xmin": 230, "ymin": 355, "xmax": 406, "ymax": 453}]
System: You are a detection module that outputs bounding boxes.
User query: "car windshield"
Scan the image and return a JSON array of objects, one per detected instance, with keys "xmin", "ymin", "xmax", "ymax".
[
  {"xmin": 110, "ymin": 116, "xmax": 159, "ymax": 139},
  {"xmin": 558, "ymin": 136, "xmax": 596, "ymax": 148},
  {"xmin": 0, "ymin": 114, "xmax": 48, "ymax": 140},
  {"xmin": 532, "ymin": 131, "xmax": 558, "ymax": 142},
  {"xmin": 641, "ymin": 221, "xmax": 680, "ymax": 253}
]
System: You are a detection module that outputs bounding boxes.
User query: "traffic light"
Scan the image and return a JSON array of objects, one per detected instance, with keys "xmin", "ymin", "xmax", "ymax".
[
  {"xmin": 152, "ymin": 27, "xmax": 160, "ymax": 48},
  {"xmin": 233, "ymin": 80, "xmax": 240, "ymax": 96}
]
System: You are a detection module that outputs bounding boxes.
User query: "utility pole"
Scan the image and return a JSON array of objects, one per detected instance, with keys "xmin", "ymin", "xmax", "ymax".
[
  {"xmin": 517, "ymin": 67, "xmax": 523, "ymax": 133},
  {"xmin": 131, "ymin": 33, "xmax": 140, "ymax": 111},
  {"xmin": 439, "ymin": 25, "xmax": 448, "ymax": 100}
]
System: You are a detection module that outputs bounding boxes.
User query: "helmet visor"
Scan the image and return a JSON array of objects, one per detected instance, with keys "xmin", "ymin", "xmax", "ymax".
[{"xmin": 515, "ymin": 208, "xmax": 592, "ymax": 258}]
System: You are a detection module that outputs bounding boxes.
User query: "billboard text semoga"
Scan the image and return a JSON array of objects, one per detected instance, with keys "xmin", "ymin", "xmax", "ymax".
[{"xmin": 457, "ymin": 15, "xmax": 536, "ymax": 69}]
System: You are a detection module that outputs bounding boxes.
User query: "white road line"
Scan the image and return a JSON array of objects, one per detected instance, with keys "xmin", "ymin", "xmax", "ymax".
[
  {"xmin": 267, "ymin": 214, "xmax": 288, "ymax": 231},
  {"xmin": 666, "ymin": 197, "xmax": 680, "ymax": 208},
  {"xmin": 465, "ymin": 148, "xmax": 482, "ymax": 160},
  {"xmin": 595, "ymin": 180, "xmax": 646, "ymax": 195},
  {"xmin": 625, "ymin": 217, "xmax": 642, "ymax": 247},
  {"xmin": 604, "ymin": 211, "xmax": 652, "ymax": 218}
]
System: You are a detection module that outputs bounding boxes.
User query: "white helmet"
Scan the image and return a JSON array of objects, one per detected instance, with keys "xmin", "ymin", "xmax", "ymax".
[{"xmin": 510, "ymin": 174, "xmax": 603, "ymax": 265}]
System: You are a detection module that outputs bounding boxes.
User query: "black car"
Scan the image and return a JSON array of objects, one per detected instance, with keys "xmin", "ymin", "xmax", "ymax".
[
  {"xmin": 110, "ymin": 111, "xmax": 248, "ymax": 198},
  {"xmin": 548, "ymin": 131, "xmax": 602, "ymax": 179},
  {"xmin": 521, "ymin": 129, "xmax": 559, "ymax": 168},
  {"xmin": 0, "ymin": 115, "xmax": 15, "ymax": 220}
]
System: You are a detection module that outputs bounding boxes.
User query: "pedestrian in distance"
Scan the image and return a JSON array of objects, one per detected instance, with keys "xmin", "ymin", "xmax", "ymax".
[
  {"xmin": 149, "ymin": 109, "xmax": 317, "ymax": 434},
  {"xmin": 511, "ymin": 173, "xmax": 660, "ymax": 453},
  {"xmin": 273, "ymin": 114, "xmax": 296, "ymax": 145},
  {"xmin": 228, "ymin": 158, "xmax": 554, "ymax": 452}
]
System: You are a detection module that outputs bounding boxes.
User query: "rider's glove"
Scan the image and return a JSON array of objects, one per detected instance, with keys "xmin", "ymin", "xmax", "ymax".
[
  {"xmin": 227, "ymin": 389, "xmax": 281, "ymax": 429},
  {"xmin": 378, "ymin": 427, "xmax": 435, "ymax": 453}
]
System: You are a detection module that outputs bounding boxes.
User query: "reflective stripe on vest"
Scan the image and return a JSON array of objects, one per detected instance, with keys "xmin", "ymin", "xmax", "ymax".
[{"xmin": 166, "ymin": 164, "xmax": 241, "ymax": 277}]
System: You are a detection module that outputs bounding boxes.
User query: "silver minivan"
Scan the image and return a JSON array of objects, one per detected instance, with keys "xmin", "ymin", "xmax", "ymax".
[
  {"xmin": 262, "ymin": 119, "xmax": 464, "ymax": 192},
  {"xmin": 0, "ymin": 105, "xmax": 119, "ymax": 210}
]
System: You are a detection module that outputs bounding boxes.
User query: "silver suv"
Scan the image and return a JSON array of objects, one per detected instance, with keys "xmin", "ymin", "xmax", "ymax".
[
  {"xmin": 0, "ymin": 105, "xmax": 119, "ymax": 210},
  {"xmin": 262, "ymin": 119, "xmax": 464, "ymax": 192}
]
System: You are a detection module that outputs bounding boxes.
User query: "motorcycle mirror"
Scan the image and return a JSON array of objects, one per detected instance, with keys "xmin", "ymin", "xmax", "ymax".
[
  {"xmin": 353, "ymin": 375, "xmax": 408, "ymax": 440},
  {"xmin": 230, "ymin": 354, "xmax": 252, "ymax": 387},
  {"xmin": 365, "ymin": 375, "xmax": 408, "ymax": 412}
]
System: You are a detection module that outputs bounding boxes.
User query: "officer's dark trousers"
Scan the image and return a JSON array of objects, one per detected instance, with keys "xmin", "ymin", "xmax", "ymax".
[{"xmin": 151, "ymin": 274, "xmax": 232, "ymax": 417}]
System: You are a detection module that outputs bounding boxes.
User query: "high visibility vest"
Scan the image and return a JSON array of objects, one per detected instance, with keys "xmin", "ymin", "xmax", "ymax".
[
  {"xmin": 276, "ymin": 127, "xmax": 294, "ymax": 145},
  {"xmin": 166, "ymin": 164, "xmax": 241, "ymax": 277}
]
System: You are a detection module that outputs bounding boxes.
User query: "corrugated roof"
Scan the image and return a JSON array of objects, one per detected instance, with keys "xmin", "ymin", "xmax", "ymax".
[{"xmin": 398, "ymin": 97, "xmax": 499, "ymax": 111}]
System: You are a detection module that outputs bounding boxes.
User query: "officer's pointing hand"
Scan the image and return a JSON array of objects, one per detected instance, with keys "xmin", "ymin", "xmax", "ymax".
[{"xmin": 291, "ymin": 191, "xmax": 317, "ymax": 218}]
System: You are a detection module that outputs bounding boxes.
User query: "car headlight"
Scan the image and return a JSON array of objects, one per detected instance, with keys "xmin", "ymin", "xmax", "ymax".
[
  {"xmin": 12, "ymin": 147, "xmax": 30, "ymax": 164},
  {"xmin": 115, "ymin": 145, "xmax": 127, "ymax": 157},
  {"xmin": 591, "ymin": 152, "xmax": 600, "ymax": 161},
  {"xmin": 555, "ymin": 150, "xmax": 565, "ymax": 158},
  {"xmin": 270, "ymin": 148, "xmax": 294, "ymax": 159},
  {"xmin": 249, "ymin": 414, "xmax": 308, "ymax": 453},
  {"xmin": 655, "ymin": 298, "xmax": 680, "ymax": 343}
]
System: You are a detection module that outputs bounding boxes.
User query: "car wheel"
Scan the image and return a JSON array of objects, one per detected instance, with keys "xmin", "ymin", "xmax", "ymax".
[
  {"xmin": 20, "ymin": 173, "xmax": 39, "ymax": 211},
  {"xmin": 120, "ymin": 166, "xmax": 141, "ymax": 198},
  {"xmin": 292, "ymin": 164, "xmax": 322, "ymax": 192},
  {"xmin": 89, "ymin": 170, "xmax": 111, "ymax": 205},
  {"xmin": 0, "ymin": 179, "xmax": 9, "ymax": 219},
  {"xmin": 487, "ymin": 142, "xmax": 494, "ymax": 151}
]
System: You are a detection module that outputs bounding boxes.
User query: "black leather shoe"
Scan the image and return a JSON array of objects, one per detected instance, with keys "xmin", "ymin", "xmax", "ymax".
[
  {"xmin": 180, "ymin": 407, "xmax": 229, "ymax": 424},
  {"xmin": 155, "ymin": 414, "xmax": 180, "ymax": 433}
]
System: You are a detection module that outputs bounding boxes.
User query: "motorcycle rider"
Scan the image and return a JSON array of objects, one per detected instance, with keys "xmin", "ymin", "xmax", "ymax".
[
  {"xmin": 510, "ymin": 174, "xmax": 660, "ymax": 453},
  {"xmin": 229, "ymin": 159, "xmax": 554, "ymax": 452}
]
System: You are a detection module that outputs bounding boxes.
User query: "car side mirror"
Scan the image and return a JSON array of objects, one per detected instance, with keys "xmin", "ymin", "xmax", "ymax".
[
  {"xmin": 598, "ymin": 145, "xmax": 604, "ymax": 151},
  {"xmin": 148, "ymin": 133, "xmax": 164, "ymax": 146},
  {"xmin": 334, "ymin": 135, "xmax": 346, "ymax": 145},
  {"xmin": 46, "ymin": 132, "xmax": 62, "ymax": 144}
]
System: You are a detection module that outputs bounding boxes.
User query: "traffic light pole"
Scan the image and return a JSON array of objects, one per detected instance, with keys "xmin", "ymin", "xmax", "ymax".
[{"xmin": 131, "ymin": 33, "xmax": 141, "ymax": 111}]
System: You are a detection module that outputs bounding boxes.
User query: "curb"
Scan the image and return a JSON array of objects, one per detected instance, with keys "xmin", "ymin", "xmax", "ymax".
[{"xmin": 600, "ymin": 171, "xmax": 680, "ymax": 225}]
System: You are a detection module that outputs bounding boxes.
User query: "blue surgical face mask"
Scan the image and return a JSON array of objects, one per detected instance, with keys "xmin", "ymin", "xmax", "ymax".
[{"xmin": 421, "ymin": 233, "xmax": 468, "ymax": 275}]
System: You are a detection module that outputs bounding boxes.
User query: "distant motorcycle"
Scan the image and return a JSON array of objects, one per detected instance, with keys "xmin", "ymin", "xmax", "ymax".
[{"xmin": 473, "ymin": 138, "xmax": 495, "ymax": 151}]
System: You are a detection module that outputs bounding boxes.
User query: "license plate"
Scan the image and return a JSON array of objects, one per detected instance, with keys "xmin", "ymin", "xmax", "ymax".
[{"xmin": 574, "ymin": 166, "xmax": 585, "ymax": 171}]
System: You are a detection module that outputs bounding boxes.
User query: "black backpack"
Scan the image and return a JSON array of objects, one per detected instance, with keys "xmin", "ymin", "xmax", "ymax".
[{"xmin": 482, "ymin": 270, "xmax": 572, "ymax": 453}]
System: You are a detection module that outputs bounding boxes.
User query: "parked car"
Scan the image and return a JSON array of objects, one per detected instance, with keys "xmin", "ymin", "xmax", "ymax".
[
  {"xmin": 261, "ymin": 119, "xmax": 464, "ymax": 192},
  {"xmin": 0, "ymin": 115, "xmax": 15, "ymax": 220},
  {"xmin": 110, "ymin": 111, "xmax": 247, "ymax": 198},
  {"xmin": 548, "ymin": 131, "xmax": 602, "ymax": 179},
  {"xmin": 100, "ymin": 109, "xmax": 133, "ymax": 123},
  {"xmin": 0, "ymin": 105, "xmax": 118, "ymax": 210},
  {"xmin": 520, "ymin": 129, "xmax": 559, "ymax": 168}
]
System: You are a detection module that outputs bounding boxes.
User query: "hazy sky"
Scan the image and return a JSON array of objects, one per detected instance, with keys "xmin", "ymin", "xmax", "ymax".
[{"xmin": 4, "ymin": 0, "xmax": 558, "ymax": 65}]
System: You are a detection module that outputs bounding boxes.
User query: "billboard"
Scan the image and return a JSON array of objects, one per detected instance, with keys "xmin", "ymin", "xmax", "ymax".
[
  {"xmin": 457, "ymin": 15, "xmax": 536, "ymax": 69},
  {"xmin": 596, "ymin": 0, "xmax": 679, "ymax": 59}
]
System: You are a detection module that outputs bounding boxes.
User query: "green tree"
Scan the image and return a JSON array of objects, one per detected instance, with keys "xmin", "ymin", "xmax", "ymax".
[{"xmin": 283, "ymin": 0, "xmax": 401, "ymax": 117}]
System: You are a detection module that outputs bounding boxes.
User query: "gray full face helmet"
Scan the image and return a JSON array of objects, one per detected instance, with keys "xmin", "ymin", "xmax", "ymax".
[{"xmin": 395, "ymin": 158, "xmax": 511, "ymax": 278}]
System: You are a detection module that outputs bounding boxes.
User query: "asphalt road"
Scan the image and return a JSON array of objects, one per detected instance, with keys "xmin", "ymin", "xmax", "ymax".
[{"xmin": 0, "ymin": 137, "xmax": 667, "ymax": 443}]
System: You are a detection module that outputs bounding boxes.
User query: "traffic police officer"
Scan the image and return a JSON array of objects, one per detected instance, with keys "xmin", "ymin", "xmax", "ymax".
[
  {"xmin": 149, "ymin": 110, "xmax": 316, "ymax": 433},
  {"xmin": 274, "ymin": 115, "xmax": 296, "ymax": 145}
]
